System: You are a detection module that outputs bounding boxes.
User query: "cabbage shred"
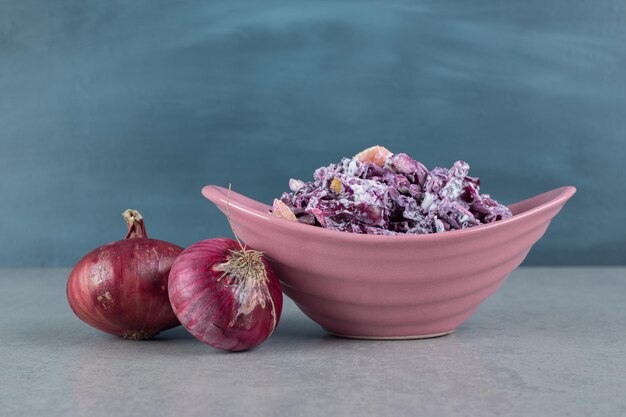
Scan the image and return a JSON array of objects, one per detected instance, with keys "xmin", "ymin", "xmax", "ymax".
[{"xmin": 277, "ymin": 153, "xmax": 512, "ymax": 235}]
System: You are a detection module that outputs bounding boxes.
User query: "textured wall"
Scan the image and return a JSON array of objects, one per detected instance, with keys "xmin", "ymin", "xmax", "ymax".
[{"xmin": 1, "ymin": 0, "xmax": 625, "ymax": 266}]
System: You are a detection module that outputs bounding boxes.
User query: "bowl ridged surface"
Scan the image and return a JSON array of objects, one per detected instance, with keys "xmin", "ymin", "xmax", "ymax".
[{"xmin": 202, "ymin": 185, "xmax": 575, "ymax": 339}]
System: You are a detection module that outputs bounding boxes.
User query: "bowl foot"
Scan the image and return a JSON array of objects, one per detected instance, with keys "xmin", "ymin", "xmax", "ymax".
[{"xmin": 327, "ymin": 329, "xmax": 455, "ymax": 340}]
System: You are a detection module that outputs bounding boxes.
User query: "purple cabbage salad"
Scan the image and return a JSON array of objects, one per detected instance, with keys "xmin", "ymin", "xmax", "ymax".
[{"xmin": 272, "ymin": 146, "xmax": 512, "ymax": 235}]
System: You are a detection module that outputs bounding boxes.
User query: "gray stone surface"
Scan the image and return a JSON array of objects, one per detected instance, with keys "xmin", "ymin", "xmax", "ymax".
[
  {"xmin": 1, "ymin": 0, "xmax": 626, "ymax": 267},
  {"xmin": 1, "ymin": 267, "xmax": 625, "ymax": 416}
]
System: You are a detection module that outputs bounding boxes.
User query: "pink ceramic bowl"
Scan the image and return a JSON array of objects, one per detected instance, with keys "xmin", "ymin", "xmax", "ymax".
[{"xmin": 202, "ymin": 185, "xmax": 575, "ymax": 339}]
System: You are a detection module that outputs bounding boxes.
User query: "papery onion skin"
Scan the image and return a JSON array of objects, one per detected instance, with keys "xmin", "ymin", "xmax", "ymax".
[
  {"xmin": 168, "ymin": 238, "xmax": 283, "ymax": 352},
  {"xmin": 67, "ymin": 210, "xmax": 182, "ymax": 340}
]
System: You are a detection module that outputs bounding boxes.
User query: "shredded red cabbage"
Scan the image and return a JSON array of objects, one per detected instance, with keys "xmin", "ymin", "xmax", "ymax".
[{"xmin": 274, "ymin": 149, "xmax": 512, "ymax": 235}]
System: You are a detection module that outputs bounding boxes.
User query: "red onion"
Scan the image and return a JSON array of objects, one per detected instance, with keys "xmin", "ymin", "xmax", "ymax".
[
  {"xmin": 67, "ymin": 210, "xmax": 182, "ymax": 340},
  {"xmin": 168, "ymin": 238, "xmax": 283, "ymax": 352}
]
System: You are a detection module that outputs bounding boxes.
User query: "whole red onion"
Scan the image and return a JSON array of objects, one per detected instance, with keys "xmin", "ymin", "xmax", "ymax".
[
  {"xmin": 168, "ymin": 238, "xmax": 283, "ymax": 352},
  {"xmin": 67, "ymin": 210, "xmax": 182, "ymax": 340}
]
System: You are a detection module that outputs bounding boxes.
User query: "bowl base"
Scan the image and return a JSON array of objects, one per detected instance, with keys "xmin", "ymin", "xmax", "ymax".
[{"xmin": 327, "ymin": 329, "xmax": 454, "ymax": 340}]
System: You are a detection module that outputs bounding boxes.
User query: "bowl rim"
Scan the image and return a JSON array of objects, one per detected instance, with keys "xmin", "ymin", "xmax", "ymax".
[{"xmin": 202, "ymin": 185, "xmax": 576, "ymax": 243}]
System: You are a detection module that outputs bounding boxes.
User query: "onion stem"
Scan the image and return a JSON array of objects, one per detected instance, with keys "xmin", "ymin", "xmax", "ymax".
[{"xmin": 122, "ymin": 209, "xmax": 148, "ymax": 239}]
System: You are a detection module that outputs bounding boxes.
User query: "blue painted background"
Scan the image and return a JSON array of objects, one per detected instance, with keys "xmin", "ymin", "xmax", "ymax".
[{"xmin": 1, "ymin": 0, "xmax": 625, "ymax": 266}]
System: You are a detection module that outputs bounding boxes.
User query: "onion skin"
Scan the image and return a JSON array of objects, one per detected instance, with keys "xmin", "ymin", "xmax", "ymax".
[
  {"xmin": 67, "ymin": 210, "xmax": 182, "ymax": 340},
  {"xmin": 168, "ymin": 238, "xmax": 283, "ymax": 352}
]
